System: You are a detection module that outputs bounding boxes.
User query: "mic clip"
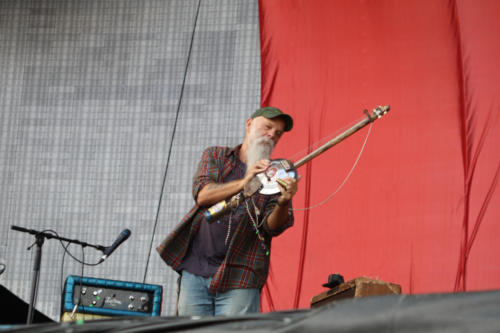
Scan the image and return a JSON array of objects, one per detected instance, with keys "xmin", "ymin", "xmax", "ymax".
[{"xmin": 98, "ymin": 229, "xmax": 131, "ymax": 263}]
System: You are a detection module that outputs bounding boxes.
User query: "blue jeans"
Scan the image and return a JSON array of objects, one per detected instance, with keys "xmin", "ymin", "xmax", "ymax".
[{"xmin": 177, "ymin": 270, "xmax": 260, "ymax": 316}]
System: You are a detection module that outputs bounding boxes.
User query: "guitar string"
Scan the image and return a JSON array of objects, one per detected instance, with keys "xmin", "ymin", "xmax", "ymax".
[{"xmin": 290, "ymin": 122, "xmax": 373, "ymax": 211}]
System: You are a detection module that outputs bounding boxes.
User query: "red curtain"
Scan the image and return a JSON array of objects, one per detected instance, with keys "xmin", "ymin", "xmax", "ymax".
[{"xmin": 259, "ymin": 0, "xmax": 500, "ymax": 311}]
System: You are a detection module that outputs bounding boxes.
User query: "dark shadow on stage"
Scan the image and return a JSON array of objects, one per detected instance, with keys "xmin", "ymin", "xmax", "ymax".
[{"xmin": 0, "ymin": 284, "xmax": 54, "ymax": 325}]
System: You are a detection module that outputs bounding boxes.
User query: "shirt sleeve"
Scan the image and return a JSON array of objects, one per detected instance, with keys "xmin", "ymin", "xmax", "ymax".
[
  {"xmin": 261, "ymin": 196, "xmax": 295, "ymax": 237},
  {"xmin": 192, "ymin": 147, "xmax": 224, "ymax": 201}
]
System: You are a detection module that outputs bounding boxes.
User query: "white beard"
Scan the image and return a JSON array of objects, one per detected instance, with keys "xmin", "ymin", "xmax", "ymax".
[{"xmin": 246, "ymin": 136, "xmax": 274, "ymax": 172}]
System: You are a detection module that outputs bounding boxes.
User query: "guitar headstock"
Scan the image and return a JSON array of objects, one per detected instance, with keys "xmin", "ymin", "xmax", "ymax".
[{"xmin": 365, "ymin": 105, "xmax": 390, "ymax": 122}]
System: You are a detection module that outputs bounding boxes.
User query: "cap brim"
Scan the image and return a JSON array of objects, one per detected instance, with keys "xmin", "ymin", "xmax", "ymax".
[{"xmin": 272, "ymin": 114, "xmax": 293, "ymax": 132}]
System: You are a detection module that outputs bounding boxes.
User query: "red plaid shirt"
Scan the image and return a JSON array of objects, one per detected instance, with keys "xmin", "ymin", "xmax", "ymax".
[{"xmin": 156, "ymin": 145, "xmax": 294, "ymax": 292}]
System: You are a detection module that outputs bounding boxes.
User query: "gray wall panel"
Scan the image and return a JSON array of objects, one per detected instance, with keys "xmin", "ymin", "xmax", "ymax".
[{"xmin": 0, "ymin": 0, "xmax": 261, "ymax": 320}]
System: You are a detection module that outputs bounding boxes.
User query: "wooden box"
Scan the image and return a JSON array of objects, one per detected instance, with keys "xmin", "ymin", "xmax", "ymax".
[{"xmin": 310, "ymin": 276, "xmax": 401, "ymax": 308}]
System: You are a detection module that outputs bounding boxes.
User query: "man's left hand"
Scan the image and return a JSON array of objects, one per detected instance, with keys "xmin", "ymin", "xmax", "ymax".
[{"xmin": 276, "ymin": 176, "xmax": 300, "ymax": 206}]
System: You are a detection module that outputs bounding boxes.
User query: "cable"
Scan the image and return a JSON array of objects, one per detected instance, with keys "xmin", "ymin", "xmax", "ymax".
[
  {"xmin": 78, "ymin": 245, "xmax": 85, "ymax": 315},
  {"xmin": 292, "ymin": 122, "xmax": 373, "ymax": 211},
  {"xmin": 59, "ymin": 241, "xmax": 88, "ymax": 318},
  {"xmin": 60, "ymin": 242, "xmax": 71, "ymax": 295},
  {"xmin": 142, "ymin": 0, "xmax": 202, "ymax": 284},
  {"xmin": 34, "ymin": 229, "xmax": 102, "ymax": 266}
]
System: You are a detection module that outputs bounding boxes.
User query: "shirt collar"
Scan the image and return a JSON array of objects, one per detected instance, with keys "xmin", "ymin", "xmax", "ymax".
[{"xmin": 226, "ymin": 144, "xmax": 242, "ymax": 158}]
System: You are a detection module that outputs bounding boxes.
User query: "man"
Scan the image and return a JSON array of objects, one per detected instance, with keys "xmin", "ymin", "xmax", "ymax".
[{"xmin": 157, "ymin": 106, "xmax": 299, "ymax": 316}]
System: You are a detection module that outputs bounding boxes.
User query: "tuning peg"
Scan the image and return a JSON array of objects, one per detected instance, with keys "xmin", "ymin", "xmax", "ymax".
[{"xmin": 375, "ymin": 105, "xmax": 390, "ymax": 117}]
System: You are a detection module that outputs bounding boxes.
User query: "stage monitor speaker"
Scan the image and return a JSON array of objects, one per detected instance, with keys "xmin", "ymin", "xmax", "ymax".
[
  {"xmin": 61, "ymin": 275, "xmax": 162, "ymax": 322},
  {"xmin": 310, "ymin": 276, "xmax": 401, "ymax": 308}
]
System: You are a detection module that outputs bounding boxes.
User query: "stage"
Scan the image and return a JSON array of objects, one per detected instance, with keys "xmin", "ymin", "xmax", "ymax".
[
  {"xmin": 1, "ymin": 0, "xmax": 499, "ymax": 327},
  {"xmin": 1, "ymin": 289, "xmax": 499, "ymax": 332}
]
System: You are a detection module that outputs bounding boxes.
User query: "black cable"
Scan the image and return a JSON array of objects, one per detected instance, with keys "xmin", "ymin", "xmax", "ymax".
[
  {"xmin": 60, "ymin": 242, "xmax": 70, "ymax": 295},
  {"xmin": 142, "ymin": 0, "xmax": 202, "ymax": 284},
  {"xmin": 59, "ymin": 241, "xmax": 70, "ymax": 318},
  {"xmin": 33, "ymin": 229, "xmax": 102, "ymax": 266},
  {"xmin": 59, "ymin": 241, "xmax": 88, "ymax": 318},
  {"xmin": 79, "ymin": 245, "xmax": 85, "ymax": 315}
]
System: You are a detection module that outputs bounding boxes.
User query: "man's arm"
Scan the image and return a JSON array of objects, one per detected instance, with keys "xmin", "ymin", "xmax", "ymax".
[{"xmin": 196, "ymin": 160, "xmax": 270, "ymax": 206}]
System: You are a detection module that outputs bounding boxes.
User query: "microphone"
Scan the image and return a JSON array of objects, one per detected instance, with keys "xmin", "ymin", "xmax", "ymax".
[{"xmin": 99, "ymin": 229, "xmax": 131, "ymax": 263}]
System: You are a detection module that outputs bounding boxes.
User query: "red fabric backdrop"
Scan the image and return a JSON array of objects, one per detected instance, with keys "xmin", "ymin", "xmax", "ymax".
[{"xmin": 258, "ymin": 0, "xmax": 500, "ymax": 311}]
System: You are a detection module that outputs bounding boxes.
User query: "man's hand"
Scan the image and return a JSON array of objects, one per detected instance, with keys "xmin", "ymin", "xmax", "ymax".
[
  {"xmin": 276, "ymin": 176, "xmax": 299, "ymax": 206},
  {"xmin": 242, "ymin": 159, "xmax": 270, "ymax": 185},
  {"xmin": 267, "ymin": 175, "xmax": 300, "ymax": 231},
  {"xmin": 196, "ymin": 159, "xmax": 271, "ymax": 207}
]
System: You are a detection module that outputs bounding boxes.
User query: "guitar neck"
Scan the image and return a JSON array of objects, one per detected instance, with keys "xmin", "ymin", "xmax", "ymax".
[{"xmin": 293, "ymin": 106, "xmax": 389, "ymax": 169}]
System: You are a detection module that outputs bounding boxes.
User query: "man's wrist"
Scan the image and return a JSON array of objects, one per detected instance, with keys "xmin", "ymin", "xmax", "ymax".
[{"xmin": 277, "ymin": 198, "xmax": 290, "ymax": 207}]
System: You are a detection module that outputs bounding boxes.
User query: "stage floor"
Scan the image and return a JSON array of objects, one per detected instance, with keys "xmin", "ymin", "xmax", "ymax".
[{"xmin": 1, "ymin": 289, "xmax": 499, "ymax": 332}]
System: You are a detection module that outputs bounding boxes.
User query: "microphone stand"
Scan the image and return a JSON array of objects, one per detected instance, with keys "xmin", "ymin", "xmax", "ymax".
[{"xmin": 10, "ymin": 225, "xmax": 106, "ymax": 325}]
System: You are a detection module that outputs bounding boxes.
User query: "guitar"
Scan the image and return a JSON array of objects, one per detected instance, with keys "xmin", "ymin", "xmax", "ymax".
[{"xmin": 205, "ymin": 105, "xmax": 390, "ymax": 220}]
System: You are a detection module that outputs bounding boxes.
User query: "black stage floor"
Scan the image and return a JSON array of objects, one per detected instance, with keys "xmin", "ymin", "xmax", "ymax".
[{"xmin": 1, "ymin": 289, "xmax": 499, "ymax": 332}]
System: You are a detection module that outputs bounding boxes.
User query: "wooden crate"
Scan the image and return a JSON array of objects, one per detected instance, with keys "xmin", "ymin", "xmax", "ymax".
[{"xmin": 310, "ymin": 277, "xmax": 401, "ymax": 308}]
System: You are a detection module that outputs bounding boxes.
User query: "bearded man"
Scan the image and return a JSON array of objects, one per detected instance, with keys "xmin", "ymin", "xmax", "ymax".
[{"xmin": 157, "ymin": 106, "xmax": 298, "ymax": 316}]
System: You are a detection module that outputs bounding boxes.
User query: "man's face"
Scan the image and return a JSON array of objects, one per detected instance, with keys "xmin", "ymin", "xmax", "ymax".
[
  {"xmin": 245, "ymin": 116, "xmax": 285, "ymax": 168},
  {"xmin": 246, "ymin": 116, "xmax": 286, "ymax": 147}
]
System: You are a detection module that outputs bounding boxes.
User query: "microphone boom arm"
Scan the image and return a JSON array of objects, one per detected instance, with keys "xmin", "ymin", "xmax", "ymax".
[{"xmin": 11, "ymin": 225, "xmax": 106, "ymax": 252}]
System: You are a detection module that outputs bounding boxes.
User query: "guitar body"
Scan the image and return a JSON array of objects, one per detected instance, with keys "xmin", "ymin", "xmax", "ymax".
[{"xmin": 257, "ymin": 159, "xmax": 298, "ymax": 195}]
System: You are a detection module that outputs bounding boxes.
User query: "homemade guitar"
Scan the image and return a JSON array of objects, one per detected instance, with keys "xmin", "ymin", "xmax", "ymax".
[{"xmin": 204, "ymin": 105, "xmax": 390, "ymax": 221}]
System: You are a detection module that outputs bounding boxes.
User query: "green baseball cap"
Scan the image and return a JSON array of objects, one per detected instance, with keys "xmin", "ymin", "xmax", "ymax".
[{"xmin": 251, "ymin": 106, "xmax": 293, "ymax": 132}]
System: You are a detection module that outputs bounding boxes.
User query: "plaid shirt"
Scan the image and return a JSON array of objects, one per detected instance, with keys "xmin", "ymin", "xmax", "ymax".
[{"xmin": 157, "ymin": 145, "xmax": 294, "ymax": 293}]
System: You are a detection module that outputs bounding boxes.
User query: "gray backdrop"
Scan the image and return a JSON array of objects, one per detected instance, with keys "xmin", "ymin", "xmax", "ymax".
[{"xmin": 0, "ymin": 0, "xmax": 261, "ymax": 320}]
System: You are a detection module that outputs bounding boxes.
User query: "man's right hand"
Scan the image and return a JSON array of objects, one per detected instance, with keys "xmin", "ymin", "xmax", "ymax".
[
  {"xmin": 242, "ymin": 159, "xmax": 270, "ymax": 185},
  {"xmin": 196, "ymin": 159, "xmax": 270, "ymax": 207}
]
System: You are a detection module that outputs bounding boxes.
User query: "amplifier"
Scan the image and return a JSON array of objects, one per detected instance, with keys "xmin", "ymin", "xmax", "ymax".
[{"xmin": 61, "ymin": 275, "xmax": 162, "ymax": 320}]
